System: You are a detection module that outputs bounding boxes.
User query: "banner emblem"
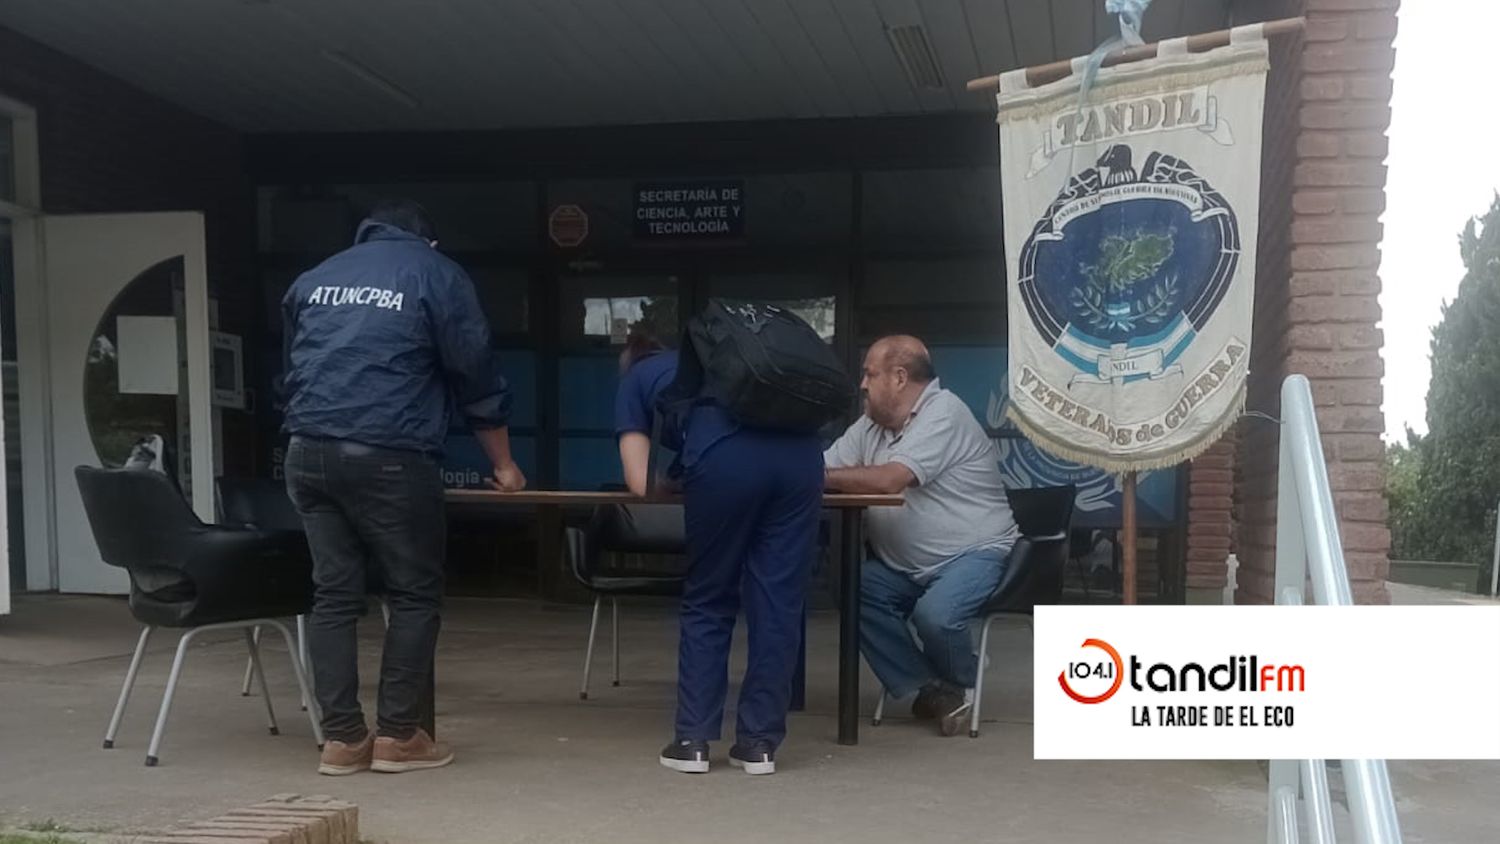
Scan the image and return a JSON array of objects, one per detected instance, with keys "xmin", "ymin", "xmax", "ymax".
[{"xmin": 1019, "ymin": 145, "xmax": 1239, "ymax": 390}]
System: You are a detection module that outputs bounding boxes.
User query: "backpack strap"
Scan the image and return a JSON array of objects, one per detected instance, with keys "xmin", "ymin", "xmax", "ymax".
[
  {"xmin": 647, "ymin": 325, "xmax": 708, "ymax": 495},
  {"xmin": 645, "ymin": 407, "xmax": 663, "ymax": 497},
  {"xmin": 654, "ymin": 320, "xmax": 707, "ymax": 421}
]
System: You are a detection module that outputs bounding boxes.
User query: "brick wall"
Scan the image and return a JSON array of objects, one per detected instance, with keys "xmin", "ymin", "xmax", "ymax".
[
  {"xmin": 1186, "ymin": 437, "xmax": 1236, "ymax": 594},
  {"xmin": 0, "ymin": 25, "xmax": 259, "ymax": 475},
  {"xmin": 1235, "ymin": 0, "xmax": 1397, "ymax": 604}
]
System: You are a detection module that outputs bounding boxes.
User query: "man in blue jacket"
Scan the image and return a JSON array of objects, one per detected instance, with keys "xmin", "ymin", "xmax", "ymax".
[{"xmin": 281, "ymin": 200, "xmax": 525, "ymax": 776}]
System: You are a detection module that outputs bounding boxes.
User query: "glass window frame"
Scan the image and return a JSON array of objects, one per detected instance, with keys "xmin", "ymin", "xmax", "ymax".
[
  {"xmin": 0, "ymin": 93, "xmax": 40, "ymax": 214},
  {"xmin": 0, "ymin": 92, "xmax": 39, "ymax": 600}
]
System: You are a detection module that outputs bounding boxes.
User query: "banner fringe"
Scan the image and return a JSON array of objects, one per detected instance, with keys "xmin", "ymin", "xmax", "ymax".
[{"xmin": 1004, "ymin": 386, "xmax": 1248, "ymax": 475}]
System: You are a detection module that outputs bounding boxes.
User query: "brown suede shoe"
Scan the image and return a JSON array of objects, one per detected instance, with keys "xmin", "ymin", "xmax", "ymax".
[
  {"xmin": 371, "ymin": 729, "xmax": 454, "ymax": 773},
  {"xmin": 318, "ymin": 733, "xmax": 374, "ymax": 776}
]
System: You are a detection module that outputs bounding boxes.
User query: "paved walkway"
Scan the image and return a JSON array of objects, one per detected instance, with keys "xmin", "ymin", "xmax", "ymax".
[
  {"xmin": 0, "ymin": 592, "xmax": 1495, "ymax": 843},
  {"xmin": 1388, "ymin": 581, "xmax": 1500, "ymax": 606}
]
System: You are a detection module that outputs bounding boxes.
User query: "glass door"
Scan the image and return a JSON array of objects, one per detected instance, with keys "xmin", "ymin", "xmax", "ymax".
[
  {"xmin": 545, "ymin": 264, "xmax": 846, "ymax": 495},
  {"xmin": 38, "ymin": 213, "xmax": 213, "ymax": 594},
  {"xmin": 0, "ymin": 216, "xmax": 15, "ymax": 609},
  {"xmin": 0, "ymin": 98, "xmax": 36, "ymax": 611},
  {"xmin": 555, "ymin": 272, "xmax": 682, "ymax": 492}
]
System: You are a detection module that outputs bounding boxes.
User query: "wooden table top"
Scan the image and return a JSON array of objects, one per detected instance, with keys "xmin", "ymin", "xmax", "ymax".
[{"xmin": 445, "ymin": 489, "xmax": 903, "ymax": 508}]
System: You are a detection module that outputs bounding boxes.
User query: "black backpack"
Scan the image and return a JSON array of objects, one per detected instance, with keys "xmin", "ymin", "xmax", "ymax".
[{"xmin": 658, "ymin": 300, "xmax": 855, "ymax": 434}]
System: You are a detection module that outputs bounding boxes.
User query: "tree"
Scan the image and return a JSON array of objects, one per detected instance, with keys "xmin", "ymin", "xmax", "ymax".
[
  {"xmin": 1393, "ymin": 196, "xmax": 1500, "ymax": 586},
  {"xmin": 1385, "ymin": 429, "xmax": 1432, "ymax": 562}
]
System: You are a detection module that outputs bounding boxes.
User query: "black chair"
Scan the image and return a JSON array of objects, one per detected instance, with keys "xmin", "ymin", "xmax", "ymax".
[
  {"xmin": 219, "ymin": 474, "xmax": 389, "ymax": 601},
  {"xmin": 218, "ymin": 476, "xmax": 305, "ymax": 532},
  {"xmin": 76, "ymin": 466, "xmax": 323, "ymax": 766},
  {"xmin": 872, "ymin": 484, "xmax": 1076, "ymax": 737},
  {"xmin": 218, "ymin": 476, "xmax": 397, "ymax": 706},
  {"xmin": 217, "ymin": 476, "xmax": 319, "ymax": 702},
  {"xmin": 562, "ymin": 502, "xmax": 687, "ymax": 699},
  {"xmin": 1070, "ymin": 528, "xmax": 1122, "ymax": 598}
]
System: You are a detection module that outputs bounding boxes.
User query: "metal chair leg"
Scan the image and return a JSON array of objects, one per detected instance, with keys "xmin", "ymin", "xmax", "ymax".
[
  {"xmin": 296, "ymin": 614, "xmax": 311, "ymax": 711},
  {"xmin": 244, "ymin": 627, "xmax": 280, "ymax": 736},
  {"xmin": 104, "ymin": 626, "xmax": 153, "ymax": 749},
  {"xmin": 872, "ymin": 688, "xmax": 888, "ymax": 726},
  {"xmin": 145, "ymin": 628, "xmax": 202, "ymax": 766},
  {"xmin": 970, "ymin": 614, "xmax": 998, "ymax": 738},
  {"xmin": 239, "ymin": 626, "xmax": 261, "ymax": 696},
  {"xmin": 610, "ymin": 597, "xmax": 621, "ymax": 687},
  {"xmin": 580, "ymin": 596, "xmax": 602, "ymax": 700},
  {"xmin": 263, "ymin": 618, "xmax": 324, "ymax": 748}
]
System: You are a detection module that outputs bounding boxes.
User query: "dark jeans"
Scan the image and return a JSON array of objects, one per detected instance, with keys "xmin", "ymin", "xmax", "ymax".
[{"xmin": 284, "ymin": 436, "xmax": 445, "ymax": 742}]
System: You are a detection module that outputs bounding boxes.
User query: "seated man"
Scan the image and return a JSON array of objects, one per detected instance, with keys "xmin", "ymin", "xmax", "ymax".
[{"xmin": 823, "ymin": 335, "xmax": 1017, "ymax": 736}]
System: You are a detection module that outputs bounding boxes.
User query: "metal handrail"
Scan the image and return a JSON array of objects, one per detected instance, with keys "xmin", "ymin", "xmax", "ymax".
[{"xmin": 1269, "ymin": 375, "xmax": 1402, "ymax": 843}]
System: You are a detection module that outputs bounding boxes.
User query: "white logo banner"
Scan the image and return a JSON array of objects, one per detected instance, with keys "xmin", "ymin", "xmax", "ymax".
[{"xmin": 1034, "ymin": 606, "xmax": 1500, "ymax": 760}]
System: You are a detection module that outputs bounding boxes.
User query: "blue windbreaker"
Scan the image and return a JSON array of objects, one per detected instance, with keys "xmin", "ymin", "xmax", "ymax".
[{"xmin": 280, "ymin": 220, "xmax": 511, "ymax": 454}]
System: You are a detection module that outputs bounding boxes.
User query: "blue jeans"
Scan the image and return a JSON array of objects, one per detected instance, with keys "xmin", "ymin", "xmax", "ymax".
[{"xmin": 859, "ymin": 548, "xmax": 1008, "ymax": 697}]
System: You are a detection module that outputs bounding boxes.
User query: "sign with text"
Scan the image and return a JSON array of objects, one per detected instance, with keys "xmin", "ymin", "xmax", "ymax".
[
  {"xmin": 634, "ymin": 180, "xmax": 745, "ymax": 240},
  {"xmin": 1034, "ymin": 605, "xmax": 1500, "ymax": 760}
]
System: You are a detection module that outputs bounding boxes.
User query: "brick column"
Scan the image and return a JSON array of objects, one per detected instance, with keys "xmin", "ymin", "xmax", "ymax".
[
  {"xmin": 1186, "ymin": 437, "xmax": 1236, "ymax": 603},
  {"xmin": 1236, "ymin": 0, "xmax": 1397, "ymax": 604}
]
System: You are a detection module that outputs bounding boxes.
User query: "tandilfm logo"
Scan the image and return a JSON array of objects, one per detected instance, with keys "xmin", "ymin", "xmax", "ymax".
[
  {"xmin": 1058, "ymin": 638, "xmax": 1124, "ymax": 703},
  {"xmin": 1058, "ymin": 638, "xmax": 1306, "ymax": 704}
]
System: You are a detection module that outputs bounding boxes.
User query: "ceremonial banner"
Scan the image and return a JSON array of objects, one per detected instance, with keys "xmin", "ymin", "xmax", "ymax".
[{"xmin": 997, "ymin": 34, "xmax": 1269, "ymax": 471}]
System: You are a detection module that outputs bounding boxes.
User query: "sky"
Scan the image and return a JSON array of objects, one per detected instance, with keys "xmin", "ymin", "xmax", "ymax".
[{"xmin": 1379, "ymin": 2, "xmax": 1500, "ymax": 440}]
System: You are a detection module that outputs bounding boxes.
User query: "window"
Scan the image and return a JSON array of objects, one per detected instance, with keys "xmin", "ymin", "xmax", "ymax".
[
  {"xmin": 336, "ymin": 182, "xmax": 537, "ymax": 252},
  {"xmin": 0, "ymin": 95, "xmax": 38, "ymax": 210},
  {"xmin": 468, "ymin": 266, "xmax": 530, "ymax": 337},
  {"xmin": 862, "ymin": 168, "xmax": 1003, "ymax": 252},
  {"xmin": 742, "ymin": 172, "xmax": 852, "ymax": 246},
  {"xmin": 557, "ymin": 275, "xmax": 680, "ymax": 493},
  {"xmin": 704, "ymin": 272, "xmax": 839, "ymax": 342},
  {"xmin": 559, "ymin": 275, "xmax": 679, "ymax": 348},
  {"xmin": 0, "ymin": 217, "xmax": 18, "ymax": 593},
  {"xmin": 83, "ymin": 259, "xmax": 185, "ymax": 472},
  {"xmin": 859, "ymin": 257, "xmax": 1005, "ymax": 344},
  {"xmin": 582, "ymin": 296, "xmax": 674, "ymax": 340},
  {"xmin": 0, "ymin": 116, "xmax": 14, "ymax": 203},
  {"xmin": 258, "ymin": 182, "xmax": 537, "ymax": 254},
  {"xmin": 776, "ymin": 297, "xmax": 836, "ymax": 342},
  {"xmin": 0, "ymin": 219, "xmax": 14, "ymax": 361}
]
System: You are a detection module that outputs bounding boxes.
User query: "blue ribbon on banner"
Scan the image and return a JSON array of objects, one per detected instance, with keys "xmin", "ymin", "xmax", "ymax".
[{"xmin": 1078, "ymin": 0, "xmax": 1153, "ymax": 105}]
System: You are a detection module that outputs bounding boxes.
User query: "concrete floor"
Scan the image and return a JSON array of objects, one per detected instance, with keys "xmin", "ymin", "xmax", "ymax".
[{"xmin": 1, "ymin": 593, "xmax": 1496, "ymax": 844}]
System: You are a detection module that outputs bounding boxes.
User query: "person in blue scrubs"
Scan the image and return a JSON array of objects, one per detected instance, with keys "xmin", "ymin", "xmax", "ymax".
[{"xmin": 615, "ymin": 333, "xmax": 824, "ymax": 776}]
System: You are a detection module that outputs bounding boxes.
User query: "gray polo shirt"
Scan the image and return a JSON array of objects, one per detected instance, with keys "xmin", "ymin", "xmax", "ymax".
[{"xmin": 825, "ymin": 379, "xmax": 1017, "ymax": 581}]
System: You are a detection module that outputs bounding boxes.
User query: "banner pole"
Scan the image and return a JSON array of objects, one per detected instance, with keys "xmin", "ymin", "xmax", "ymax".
[
  {"xmin": 966, "ymin": 15, "xmax": 1305, "ymax": 92},
  {"xmin": 1122, "ymin": 471, "xmax": 1138, "ymax": 605}
]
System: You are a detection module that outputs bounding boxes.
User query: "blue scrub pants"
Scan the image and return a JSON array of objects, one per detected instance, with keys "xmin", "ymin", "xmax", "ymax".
[{"xmin": 675, "ymin": 428, "xmax": 823, "ymax": 750}]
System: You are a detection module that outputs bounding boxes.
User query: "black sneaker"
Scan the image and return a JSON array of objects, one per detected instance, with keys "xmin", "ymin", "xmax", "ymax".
[
  {"xmin": 659, "ymin": 739, "xmax": 710, "ymax": 774},
  {"xmin": 728, "ymin": 743, "xmax": 776, "ymax": 775}
]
